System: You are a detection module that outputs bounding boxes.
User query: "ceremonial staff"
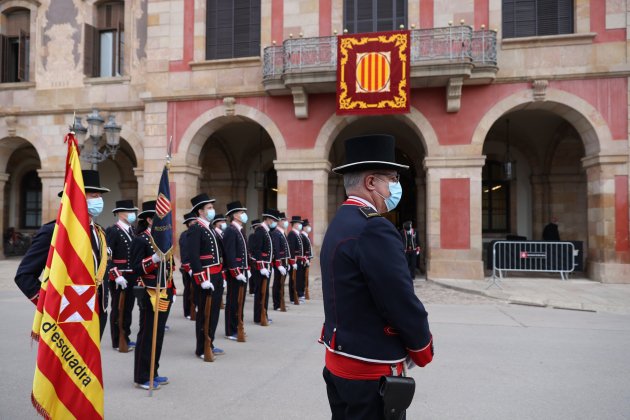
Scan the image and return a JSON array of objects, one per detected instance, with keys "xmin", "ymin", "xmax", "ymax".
[
  {"xmin": 304, "ymin": 263, "xmax": 310, "ymax": 300},
  {"xmin": 118, "ymin": 292, "xmax": 129, "ymax": 352},
  {"xmin": 203, "ymin": 290, "xmax": 215, "ymax": 361},
  {"xmin": 279, "ymin": 272, "xmax": 287, "ymax": 312},
  {"xmin": 237, "ymin": 274, "xmax": 246, "ymax": 342},
  {"xmin": 260, "ymin": 273, "xmax": 269, "ymax": 326},
  {"xmin": 291, "ymin": 267, "xmax": 299, "ymax": 305}
]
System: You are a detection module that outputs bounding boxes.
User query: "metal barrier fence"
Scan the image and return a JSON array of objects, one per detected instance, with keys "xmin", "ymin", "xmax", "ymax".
[{"xmin": 489, "ymin": 241, "xmax": 577, "ymax": 289}]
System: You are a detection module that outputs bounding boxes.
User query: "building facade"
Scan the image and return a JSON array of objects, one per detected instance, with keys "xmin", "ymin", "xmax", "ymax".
[{"xmin": 1, "ymin": 0, "xmax": 629, "ymax": 283}]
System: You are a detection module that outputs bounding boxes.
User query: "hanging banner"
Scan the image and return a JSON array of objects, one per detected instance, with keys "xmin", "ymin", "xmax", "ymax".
[{"xmin": 337, "ymin": 30, "xmax": 410, "ymax": 115}]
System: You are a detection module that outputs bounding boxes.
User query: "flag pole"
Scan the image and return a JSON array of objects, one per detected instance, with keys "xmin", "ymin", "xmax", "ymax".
[{"xmin": 147, "ymin": 136, "xmax": 172, "ymax": 396}]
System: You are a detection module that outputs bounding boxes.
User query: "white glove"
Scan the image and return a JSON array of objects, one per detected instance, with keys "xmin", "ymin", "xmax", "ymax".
[
  {"xmin": 292, "ymin": 263, "xmax": 298, "ymax": 271},
  {"xmin": 151, "ymin": 253, "xmax": 161, "ymax": 263},
  {"xmin": 201, "ymin": 280, "xmax": 214, "ymax": 290},
  {"xmin": 236, "ymin": 273, "xmax": 247, "ymax": 283},
  {"xmin": 278, "ymin": 266, "xmax": 287, "ymax": 276},
  {"xmin": 305, "ymin": 260, "xmax": 310, "ymax": 267},
  {"xmin": 173, "ymin": 295, "xmax": 177, "ymax": 303},
  {"xmin": 114, "ymin": 276, "xmax": 128, "ymax": 288},
  {"xmin": 188, "ymin": 270, "xmax": 193, "ymax": 276},
  {"xmin": 223, "ymin": 280, "xmax": 227, "ymax": 288},
  {"xmin": 247, "ymin": 270, "xmax": 252, "ymax": 278},
  {"xmin": 260, "ymin": 268, "xmax": 270, "ymax": 278}
]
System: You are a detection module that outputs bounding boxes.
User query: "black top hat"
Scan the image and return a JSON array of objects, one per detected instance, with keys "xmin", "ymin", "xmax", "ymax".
[
  {"xmin": 182, "ymin": 212, "xmax": 196, "ymax": 225},
  {"xmin": 226, "ymin": 200, "xmax": 247, "ymax": 216},
  {"xmin": 138, "ymin": 200, "xmax": 157, "ymax": 220},
  {"xmin": 302, "ymin": 219, "xmax": 310, "ymax": 226},
  {"xmin": 112, "ymin": 199, "xmax": 138, "ymax": 213},
  {"xmin": 261, "ymin": 208, "xmax": 280, "ymax": 221},
  {"xmin": 332, "ymin": 134, "xmax": 409, "ymax": 174},
  {"xmin": 250, "ymin": 219, "xmax": 261, "ymax": 227},
  {"xmin": 290, "ymin": 215, "xmax": 302, "ymax": 224},
  {"xmin": 57, "ymin": 169, "xmax": 110, "ymax": 197},
  {"xmin": 278, "ymin": 211, "xmax": 287, "ymax": 219},
  {"xmin": 212, "ymin": 213, "xmax": 226, "ymax": 224},
  {"xmin": 190, "ymin": 193, "xmax": 216, "ymax": 214}
]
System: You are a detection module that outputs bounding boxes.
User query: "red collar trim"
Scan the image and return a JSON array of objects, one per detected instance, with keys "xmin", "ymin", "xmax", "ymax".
[{"xmin": 342, "ymin": 198, "xmax": 365, "ymax": 207}]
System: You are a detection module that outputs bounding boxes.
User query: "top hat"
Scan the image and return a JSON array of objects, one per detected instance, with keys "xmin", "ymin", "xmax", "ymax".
[
  {"xmin": 302, "ymin": 219, "xmax": 310, "ymax": 227},
  {"xmin": 57, "ymin": 169, "xmax": 110, "ymax": 197},
  {"xmin": 278, "ymin": 211, "xmax": 287, "ymax": 219},
  {"xmin": 226, "ymin": 200, "xmax": 247, "ymax": 216},
  {"xmin": 138, "ymin": 200, "xmax": 157, "ymax": 220},
  {"xmin": 290, "ymin": 215, "xmax": 303, "ymax": 224},
  {"xmin": 250, "ymin": 219, "xmax": 261, "ymax": 227},
  {"xmin": 112, "ymin": 199, "xmax": 138, "ymax": 213},
  {"xmin": 332, "ymin": 134, "xmax": 409, "ymax": 174},
  {"xmin": 261, "ymin": 208, "xmax": 280, "ymax": 221},
  {"xmin": 212, "ymin": 213, "xmax": 226, "ymax": 224},
  {"xmin": 190, "ymin": 193, "xmax": 216, "ymax": 214},
  {"xmin": 182, "ymin": 212, "xmax": 196, "ymax": 225}
]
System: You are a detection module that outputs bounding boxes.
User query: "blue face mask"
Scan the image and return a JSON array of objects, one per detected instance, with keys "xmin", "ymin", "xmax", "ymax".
[
  {"xmin": 375, "ymin": 179, "xmax": 403, "ymax": 212},
  {"xmin": 282, "ymin": 221, "xmax": 289, "ymax": 229},
  {"xmin": 296, "ymin": 223, "xmax": 303, "ymax": 231},
  {"xmin": 239, "ymin": 213, "xmax": 249, "ymax": 224},
  {"xmin": 220, "ymin": 222, "xmax": 227, "ymax": 231},
  {"xmin": 270, "ymin": 221, "xmax": 278, "ymax": 229},
  {"xmin": 206, "ymin": 208, "xmax": 216, "ymax": 221},
  {"xmin": 127, "ymin": 213, "xmax": 137, "ymax": 224},
  {"xmin": 87, "ymin": 197, "xmax": 104, "ymax": 217}
]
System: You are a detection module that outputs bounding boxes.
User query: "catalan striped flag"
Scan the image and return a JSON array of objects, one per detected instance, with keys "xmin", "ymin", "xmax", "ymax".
[{"xmin": 31, "ymin": 132, "xmax": 104, "ymax": 419}]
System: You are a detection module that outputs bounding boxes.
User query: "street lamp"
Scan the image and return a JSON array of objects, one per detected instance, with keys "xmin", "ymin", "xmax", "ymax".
[{"xmin": 69, "ymin": 109, "xmax": 122, "ymax": 170}]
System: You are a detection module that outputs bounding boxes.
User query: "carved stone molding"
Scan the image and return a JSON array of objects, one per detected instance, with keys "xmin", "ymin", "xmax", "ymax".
[
  {"xmin": 223, "ymin": 97, "xmax": 236, "ymax": 116},
  {"xmin": 532, "ymin": 79, "xmax": 548, "ymax": 101},
  {"xmin": 5, "ymin": 115, "xmax": 17, "ymax": 136},
  {"xmin": 446, "ymin": 78, "xmax": 463, "ymax": 113},
  {"xmin": 291, "ymin": 86, "xmax": 309, "ymax": 119}
]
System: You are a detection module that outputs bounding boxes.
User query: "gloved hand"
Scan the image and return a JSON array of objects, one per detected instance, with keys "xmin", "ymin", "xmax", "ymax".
[
  {"xmin": 247, "ymin": 270, "xmax": 252, "ymax": 279},
  {"xmin": 201, "ymin": 280, "xmax": 214, "ymax": 291},
  {"xmin": 173, "ymin": 294, "xmax": 177, "ymax": 303},
  {"xmin": 292, "ymin": 263, "xmax": 298, "ymax": 271},
  {"xmin": 223, "ymin": 280, "xmax": 227, "ymax": 288},
  {"xmin": 236, "ymin": 273, "xmax": 247, "ymax": 283},
  {"xmin": 151, "ymin": 253, "xmax": 161, "ymax": 263},
  {"xmin": 260, "ymin": 268, "xmax": 270, "ymax": 278},
  {"xmin": 278, "ymin": 266, "xmax": 287, "ymax": 276},
  {"xmin": 188, "ymin": 269, "xmax": 193, "ymax": 276},
  {"xmin": 305, "ymin": 260, "xmax": 310, "ymax": 267},
  {"xmin": 115, "ymin": 276, "xmax": 128, "ymax": 288}
]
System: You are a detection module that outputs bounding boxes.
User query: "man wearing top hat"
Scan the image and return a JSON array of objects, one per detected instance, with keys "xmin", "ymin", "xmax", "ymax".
[
  {"xmin": 287, "ymin": 215, "xmax": 305, "ymax": 304},
  {"xmin": 186, "ymin": 193, "xmax": 226, "ymax": 358},
  {"xmin": 250, "ymin": 209, "xmax": 279, "ymax": 324},
  {"xmin": 271, "ymin": 211, "xmax": 290, "ymax": 310},
  {"xmin": 14, "ymin": 170, "xmax": 110, "ymax": 341},
  {"xmin": 130, "ymin": 200, "xmax": 172, "ymax": 390},
  {"xmin": 247, "ymin": 219, "xmax": 261, "ymax": 295},
  {"xmin": 319, "ymin": 134, "xmax": 434, "ymax": 419},
  {"xmin": 212, "ymin": 213, "xmax": 227, "ymax": 239},
  {"xmin": 179, "ymin": 212, "xmax": 198, "ymax": 320},
  {"xmin": 222, "ymin": 201, "xmax": 249, "ymax": 341},
  {"xmin": 106, "ymin": 199, "xmax": 139, "ymax": 351},
  {"xmin": 300, "ymin": 219, "xmax": 313, "ymax": 302}
]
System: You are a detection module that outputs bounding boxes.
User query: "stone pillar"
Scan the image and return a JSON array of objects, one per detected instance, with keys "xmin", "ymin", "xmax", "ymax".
[
  {"xmin": 37, "ymin": 169, "xmax": 65, "ymax": 223},
  {"xmin": 582, "ymin": 154, "xmax": 630, "ymax": 283},
  {"xmin": 0, "ymin": 173, "xmax": 9, "ymax": 258},
  {"xmin": 424, "ymin": 156, "xmax": 486, "ymax": 280}
]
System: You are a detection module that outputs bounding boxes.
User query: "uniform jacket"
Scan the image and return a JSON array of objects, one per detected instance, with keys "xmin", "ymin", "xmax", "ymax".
[
  {"xmin": 301, "ymin": 231, "xmax": 313, "ymax": 260},
  {"xmin": 223, "ymin": 222, "xmax": 249, "ymax": 277},
  {"xmin": 287, "ymin": 229, "xmax": 304, "ymax": 265},
  {"xmin": 400, "ymin": 229, "xmax": 420, "ymax": 253},
  {"xmin": 319, "ymin": 199, "xmax": 432, "ymax": 363},
  {"xmin": 178, "ymin": 229, "xmax": 190, "ymax": 272},
  {"xmin": 106, "ymin": 222, "xmax": 137, "ymax": 284},
  {"xmin": 186, "ymin": 218, "xmax": 224, "ymax": 283},
  {"xmin": 131, "ymin": 229, "xmax": 173, "ymax": 289},
  {"xmin": 250, "ymin": 224, "xmax": 273, "ymax": 270},
  {"xmin": 14, "ymin": 220, "xmax": 55, "ymax": 303},
  {"xmin": 270, "ymin": 228, "xmax": 290, "ymax": 267}
]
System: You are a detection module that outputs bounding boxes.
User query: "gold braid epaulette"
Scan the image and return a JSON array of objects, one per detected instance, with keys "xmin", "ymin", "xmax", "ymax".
[{"xmin": 94, "ymin": 224, "xmax": 108, "ymax": 287}]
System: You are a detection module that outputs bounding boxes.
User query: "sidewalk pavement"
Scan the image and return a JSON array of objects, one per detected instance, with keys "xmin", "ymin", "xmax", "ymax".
[{"xmin": 430, "ymin": 273, "xmax": 630, "ymax": 315}]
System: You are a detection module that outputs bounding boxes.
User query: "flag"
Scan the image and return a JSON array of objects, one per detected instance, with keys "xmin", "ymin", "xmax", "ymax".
[
  {"xmin": 337, "ymin": 30, "xmax": 410, "ymax": 115},
  {"xmin": 150, "ymin": 165, "xmax": 173, "ymax": 256},
  {"xmin": 31, "ymin": 133, "xmax": 104, "ymax": 419}
]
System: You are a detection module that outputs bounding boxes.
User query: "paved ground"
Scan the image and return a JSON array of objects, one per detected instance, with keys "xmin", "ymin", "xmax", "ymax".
[{"xmin": 2, "ymin": 258, "xmax": 630, "ymax": 419}]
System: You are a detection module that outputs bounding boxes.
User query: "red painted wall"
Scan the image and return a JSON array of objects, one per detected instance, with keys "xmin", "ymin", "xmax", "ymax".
[
  {"xmin": 319, "ymin": 0, "xmax": 332, "ymax": 36},
  {"xmin": 287, "ymin": 181, "xmax": 313, "ymax": 228},
  {"xmin": 474, "ymin": 0, "xmax": 489, "ymax": 29},
  {"xmin": 590, "ymin": 0, "xmax": 626, "ymax": 43},
  {"xmin": 272, "ymin": 0, "xmax": 283, "ymax": 43},
  {"xmin": 419, "ymin": 0, "xmax": 434, "ymax": 29},
  {"xmin": 615, "ymin": 175, "xmax": 629, "ymax": 253},
  {"xmin": 440, "ymin": 178, "xmax": 470, "ymax": 249},
  {"xmin": 169, "ymin": 0, "xmax": 194, "ymax": 72}
]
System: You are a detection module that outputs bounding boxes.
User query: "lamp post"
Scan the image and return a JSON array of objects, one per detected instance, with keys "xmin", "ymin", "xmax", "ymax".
[{"xmin": 69, "ymin": 109, "xmax": 121, "ymax": 170}]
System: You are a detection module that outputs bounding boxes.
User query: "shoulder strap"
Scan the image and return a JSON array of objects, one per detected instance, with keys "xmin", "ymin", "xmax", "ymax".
[{"xmin": 358, "ymin": 206, "xmax": 381, "ymax": 219}]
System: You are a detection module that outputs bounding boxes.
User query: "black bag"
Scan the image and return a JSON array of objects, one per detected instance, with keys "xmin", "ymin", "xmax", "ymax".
[{"xmin": 379, "ymin": 374, "xmax": 415, "ymax": 420}]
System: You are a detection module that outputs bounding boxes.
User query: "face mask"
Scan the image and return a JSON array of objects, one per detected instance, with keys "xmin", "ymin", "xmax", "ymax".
[
  {"xmin": 374, "ymin": 179, "xmax": 402, "ymax": 212},
  {"xmin": 305, "ymin": 226, "xmax": 312, "ymax": 233},
  {"xmin": 270, "ymin": 221, "xmax": 278, "ymax": 229},
  {"xmin": 296, "ymin": 223, "xmax": 303, "ymax": 231},
  {"xmin": 87, "ymin": 197, "xmax": 104, "ymax": 217},
  {"xmin": 239, "ymin": 213, "xmax": 249, "ymax": 224},
  {"xmin": 127, "ymin": 213, "xmax": 137, "ymax": 224},
  {"xmin": 220, "ymin": 222, "xmax": 227, "ymax": 231},
  {"xmin": 282, "ymin": 221, "xmax": 289, "ymax": 229},
  {"xmin": 206, "ymin": 208, "xmax": 216, "ymax": 221}
]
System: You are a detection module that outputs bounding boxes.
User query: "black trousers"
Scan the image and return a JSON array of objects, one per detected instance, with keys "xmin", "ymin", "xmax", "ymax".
[
  {"xmin": 289, "ymin": 262, "xmax": 306, "ymax": 300},
  {"xmin": 110, "ymin": 284, "xmax": 135, "ymax": 348},
  {"xmin": 272, "ymin": 267, "xmax": 285, "ymax": 310},
  {"xmin": 181, "ymin": 269, "xmax": 193, "ymax": 318},
  {"xmin": 323, "ymin": 367, "xmax": 396, "ymax": 420},
  {"xmin": 134, "ymin": 288, "xmax": 172, "ymax": 384},
  {"xmin": 225, "ymin": 277, "xmax": 246, "ymax": 337},
  {"xmin": 98, "ymin": 285, "xmax": 107, "ymax": 339},
  {"xmin": 194, "ymin": 273, "xmax": 224, "ymax": 355},
  {"xmin": 404, "ymin": 252, "xmax": 417, "ymax": 279},
  {"xmin": 253, "ymin": 269, "xmax": 270, "ymax": 323}
]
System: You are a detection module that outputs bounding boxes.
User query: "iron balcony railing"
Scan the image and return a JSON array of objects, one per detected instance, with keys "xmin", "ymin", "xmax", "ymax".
[{"xmin": 263, "ymin": 26, "xmax": 497, "ymax": 80}]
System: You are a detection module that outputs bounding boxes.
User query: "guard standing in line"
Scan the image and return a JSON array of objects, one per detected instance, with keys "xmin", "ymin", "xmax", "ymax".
[
  {"xmin": 106, "ymin": 199, "xmax": 139, "ymax": 351},
  {"xmin": 187, "ymin": 193, "xmax": 225, "ymax": 358},
  {"xmin": 250, "ymin": 209, "xmax": 278, "ymax": 324},
  {"xmin": 319, "ymin": 135, "xmax": 433, "ymax": 419},
  {"xmin": 222, "ymin": 201, "xmax": 249, "ymax": 341},
  {"xmin": 287, "ymin": 216, "xmax": 305, "ymax": 304},
  {"xmin": 400, "ymin": 221, "xmax": 421, "ymax": 279},
  {"xmin": 247, "ymin": 219, "xmax": 261, "ymax": 295},
  {"xmin": 301, "ymin": 219, "xmax": 313, "ymax": 301},
  {"xmin": 271, "ymin": 211, "xmax": 289, "ymax": 310},
  {"xmin": 14, "ymin": 219, "xmax": 55, "ymax": 306},
  {"xmin": 131, "ymin": 200, "xmax": 172, "ymax": 390},
  {"xmin": 212, "ymin": 214, "xmax": 227, "ymax": 239},
  {"xmin": 179, "ymin": 212, "xmax": 197, "ymax": 320}
]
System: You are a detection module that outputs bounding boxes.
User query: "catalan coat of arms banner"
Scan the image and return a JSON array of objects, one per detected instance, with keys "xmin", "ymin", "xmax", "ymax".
[{"xmin": 337, "ymin": 30, "xmax": 410, "ymax": 115}]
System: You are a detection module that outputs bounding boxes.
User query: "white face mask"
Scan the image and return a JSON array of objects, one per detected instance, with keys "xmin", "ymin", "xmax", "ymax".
[
  {"xmin": 305, "ymin": 226, "xmax": 312, "ymax": 233},
  {"xmin": 282, "ymin": 221, "xmax": 289, "ymax": 229},
  {"xmin": 220, "ymin": 222, "xmax": 227, "ymax": 231}
]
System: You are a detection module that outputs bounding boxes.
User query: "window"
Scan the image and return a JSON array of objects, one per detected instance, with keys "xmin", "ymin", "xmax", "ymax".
[
  {"xmin": 84, "ymin": 1, "xmax": 124, "ymax": 77},
  {"xmin": 344, "ymin": 0, "xmax": 407, "ymax": 34},
  {"xmin": 206, "ymin": 0, "xmax": 261, "ymax": 60},
  {"xmin": 21, "ymin": 171, "xmax": 41, "ymax": 229},
  {"xmin": 502, "ymin": 0, "xmax": 573, "ymax": 38},
  {"xmin": 0, "ymin": 8, "xmax": 30, "ymax": 82},
  {"xmin": 482, "ymin": 161, "xmax": 510, "ymax": 233}
]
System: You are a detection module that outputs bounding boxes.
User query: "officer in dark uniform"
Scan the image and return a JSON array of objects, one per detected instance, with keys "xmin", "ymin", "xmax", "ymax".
[
  {"xmin": 14, "ymin": 220, "xmax": 55, "ymax": 306},
  {"xmin": 222, "ymin": 201, "xmax": 249, "ymax": 341},
  {"xmin": 179, "ymin": 212, "xmax": 197, "ymax": 320},
  {"xmin": 320, "ymin": 135, "xmax": 434, "ymax": 419},
  {"xmin": 250, "ymin": 209, "xmax": 279, "ymax": 324},
  {"xmin": 106, "ymin": 199, "xmax": 139, "ymax": 351},
  {"xmin": 287, "ymin": 216, "xmax": 305, "ymax": 304},
  {"xmin": 271, "ymin": 211, "xmax": 289, "ymax": 310},
  {"xmin": 301, "ymin": 219, "xmax": 313, "ymax": 302},
  {"xmin": 400, "ymin": 221, "xmax": 421, "ymax": 279},
  {"xmin": 212, "ymin": 214, "xmax": 227, "ymax": 238},
  {"xmin": 131, "ymin": 200, "xmax": 172, "ymax": 390},
  {"xmin": 247, "ymin": 219, "xmax": 261, "ymax": 295},
  {"xmin": 186, "ymin": 193, "xmax": 225, "ymax": 358}
]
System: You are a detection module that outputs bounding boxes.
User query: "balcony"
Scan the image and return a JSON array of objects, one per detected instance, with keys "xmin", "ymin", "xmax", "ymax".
[{"xmin": 263, "ymin": 26, "xmax": 498, "ymax": 117}]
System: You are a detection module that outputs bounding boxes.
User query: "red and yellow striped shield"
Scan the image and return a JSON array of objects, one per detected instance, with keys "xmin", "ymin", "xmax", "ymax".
[{"xmin": 356, "ymin": 51, "xmax": 391, "ymax": 93}]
